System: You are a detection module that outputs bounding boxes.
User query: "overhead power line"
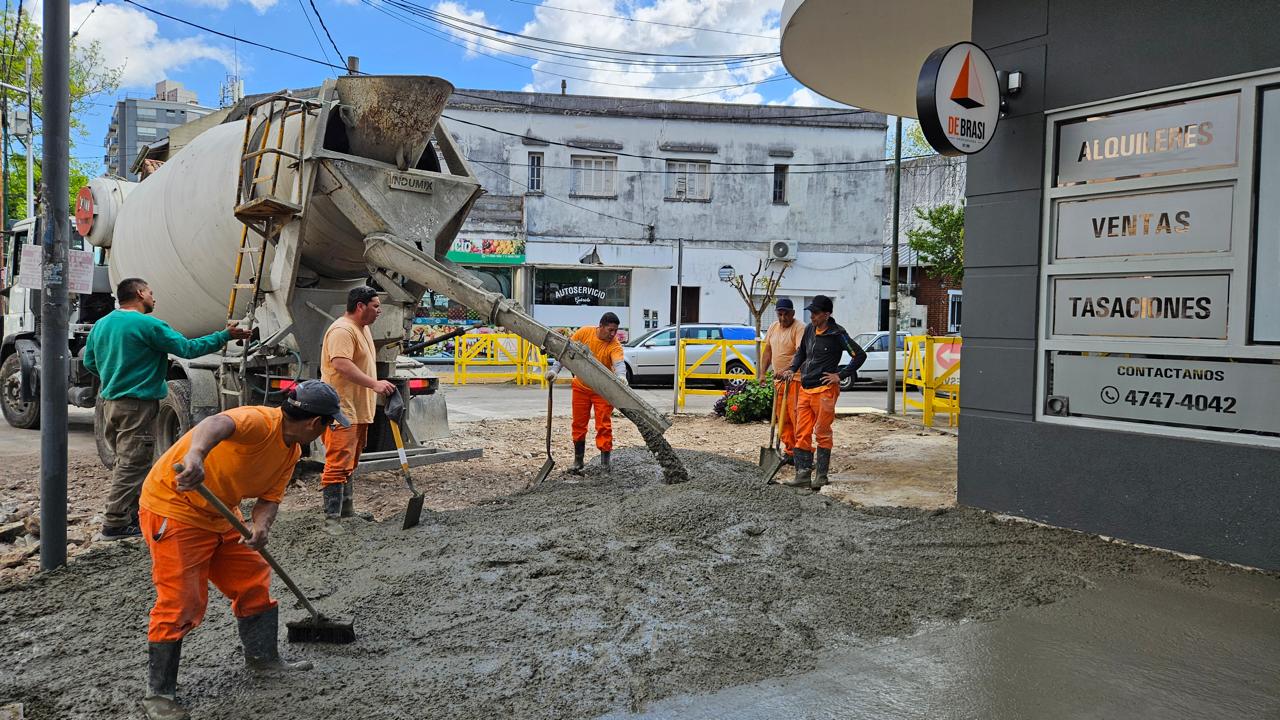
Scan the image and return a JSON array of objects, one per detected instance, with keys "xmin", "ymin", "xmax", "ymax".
[
  {"xmin": 450, "ymin": 90, "xmax": 868, "ymax": 122},
  {"xmin": 506, "ymin": 0, "xmax": 780, "ymax": 41},
  {"xmin": 307, "ymin": 0, "xmax": 345, "ymax": 65},
  {"xmin": 120, "ymin": 0, "xmax": 349, "ymax": 72},
  {"xmin": 468, "ymin": 157, "xmax": 942, "ymax": 177},
  {"xmin": 72, "ymin": 0, "xmax": 102, "ymax": 39},
  {"xmin": 295, "ymin": 0, "xmax": 336, "ymax": 67}
]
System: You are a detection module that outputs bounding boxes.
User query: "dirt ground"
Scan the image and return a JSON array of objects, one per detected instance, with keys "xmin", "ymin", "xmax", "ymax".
[
  {"xmin": 0, "ymin": 413, "xmax": 1260, "ymax": 719},
  {"xmin": 0, "ymin": 413, "xmax": 955, "ymax": 585}
]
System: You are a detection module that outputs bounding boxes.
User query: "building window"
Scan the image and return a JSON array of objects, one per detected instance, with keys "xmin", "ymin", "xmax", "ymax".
[
  {"xmin": 773, "ymin": 164, "xmax": 788, "ymax": 204},
  {"xmin": 947, "ymin": 290, "xmax": 963, "ymax": 334},
  {"xmin": 665, "ymin": 160, "xmax": 711, "ymax": 200},
  {"xmin": 527, "ymin": 153, "xmax": 543, "ymax": 193},
  {"xmin": 137, "ymin": 126, "xmax": 158, "ymax": 138},
  {"xmin": 570, "ymin": 155, "xmax": 617, "ymax": 197},
  {"xmin": 534, "ymin": 268, "xmax": 631, "ymax": 306},
  {"xmin": 136, "ymin": 107, "xmax": 156, "ymax": 119}
]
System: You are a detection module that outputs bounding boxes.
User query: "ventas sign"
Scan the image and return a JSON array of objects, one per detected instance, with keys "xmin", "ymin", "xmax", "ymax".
[{"xmin": 917, "ymin": 42, "xmax": 1001, "ymax": 156}]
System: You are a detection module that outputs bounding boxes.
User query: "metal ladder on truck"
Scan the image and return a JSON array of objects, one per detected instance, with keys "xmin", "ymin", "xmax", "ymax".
[{"xmin": 220, "ymin": 94, "xmax": 320, "ymax": 409}]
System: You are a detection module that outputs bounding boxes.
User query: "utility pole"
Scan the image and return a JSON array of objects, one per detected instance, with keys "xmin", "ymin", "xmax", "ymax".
[
  {"xmin": 671, "ymin": 237, "xmax": 683, "ymax": 415},
  {"xmin": 40, "ymin": 0, "xmax": 70, "ymax": 571},
  {"xmin": 887, "ymin": 117, "xmax": 902, "ymax": 416}
]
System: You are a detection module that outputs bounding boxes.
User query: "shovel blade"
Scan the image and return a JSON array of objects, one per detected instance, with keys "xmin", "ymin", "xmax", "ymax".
[
  {"xmin": 534, "ymin": 458, "xmax": 555, "ymax": 486},
  {"xmin": 760, "ymin": 450, "xmax": 784, "ymax": 483},
  {"xmin": 402, "ymin": 493, "xmax": 426, "ymax": 530}
]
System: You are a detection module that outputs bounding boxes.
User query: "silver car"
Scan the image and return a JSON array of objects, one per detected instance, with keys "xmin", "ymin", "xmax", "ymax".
[
  {"xmin": 623, "ymin": 323, "xmax": 759, "ymax": 388},
  {"xmin": 841, "ymin": 331, "xmax": 908, "ymax": 390}
]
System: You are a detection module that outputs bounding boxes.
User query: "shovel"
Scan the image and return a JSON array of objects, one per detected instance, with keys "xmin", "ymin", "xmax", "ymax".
[
  {"xmin": 176, "ymin": 465, "xmax": 356, "ymax": 644},
  {"xmin": 385, "ymin": 391, "xmax": 425, "ymax": 529},
  {"xmin": 759, "ymin": 379, "xmax": 787, "ymax": 483},
  {"xmin": 533, "ymin": 379, "xmax": 555, "ymax": 486}
]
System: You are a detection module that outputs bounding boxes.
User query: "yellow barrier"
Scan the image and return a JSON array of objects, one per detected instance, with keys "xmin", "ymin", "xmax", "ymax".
[
  {"xmin": 902, "ymin": 335, "xmax": 962, "ymax": 427},
  {"xmin": 453, "ymin": 333, "xmax": 534, "ymax": 385},
  {"xmin": 517, "ymin": 338, "xmax": 548, "ymax": 388},
  {"xmin": 676, "ymin": 339, "xmax": 759, "ymax": 408}
]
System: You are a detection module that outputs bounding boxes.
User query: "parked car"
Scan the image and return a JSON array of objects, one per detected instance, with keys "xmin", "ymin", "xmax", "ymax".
[
  {"xmin": 623, "ymin": 323, "xmax": 759, "ymax": 388},
  {"xmin": 840, "ymin": 331, "xmax": 909, "ymax": 390}
]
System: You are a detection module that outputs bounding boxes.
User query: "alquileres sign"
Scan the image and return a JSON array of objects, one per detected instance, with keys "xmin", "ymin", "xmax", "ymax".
[{"xmin": 916, "ymin": 42, "xmax": 1001, "ymax": 156}]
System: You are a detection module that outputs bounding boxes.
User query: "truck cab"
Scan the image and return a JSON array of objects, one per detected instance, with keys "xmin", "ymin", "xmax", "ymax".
[{"xmin": 0, "ymin": 215, "xmax": 114, "ymax": 429}]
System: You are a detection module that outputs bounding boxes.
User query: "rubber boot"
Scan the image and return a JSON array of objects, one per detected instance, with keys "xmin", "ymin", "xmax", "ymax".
[
  {"xmin": 341, "ymin": 478, "xmax": 373, "ymax": 521},
  {"xmin": 600, "ymin": 451, "xmax": 611, "ymax": 473},
  {"xmin": 571, "ymin": 440, "xmax": 586, "ymax": 472},
  {"xmin": 322, "ymin": 484, "xmax": 343, "ymax": 519},
  {"xmin": 140, "ymin": 640, "xmax": 188, "ymax": 720},
  {"xmin": 238, "ymin": 607, "xmax": 315, "ymax": 675},
  {"xmin": 812, "ymin": 448, "xmax": 831, "ymax": 490},
  {"xmin": 783, "ymin": 449, "xmax": 813, "ymax": 487}
]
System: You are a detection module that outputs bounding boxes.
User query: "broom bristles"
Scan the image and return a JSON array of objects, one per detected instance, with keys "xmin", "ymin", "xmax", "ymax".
[{"xmin": 286, "ymin": 616, "xmax": 356, "ymax": 644}]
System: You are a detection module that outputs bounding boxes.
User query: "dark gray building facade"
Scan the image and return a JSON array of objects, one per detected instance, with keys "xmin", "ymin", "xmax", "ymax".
[
  {"xmin": 104, "ymin": 86, "xmax": 213, "ymax": 180},
  {"xmin": 960, "ymin": 0, "xmax": 1280, "ymax": 571}
]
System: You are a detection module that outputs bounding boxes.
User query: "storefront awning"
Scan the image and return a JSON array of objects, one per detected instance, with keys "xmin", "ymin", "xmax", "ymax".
[{"xmin": 780, "ymin": 0, "xmax": 973, "ymax": 118}]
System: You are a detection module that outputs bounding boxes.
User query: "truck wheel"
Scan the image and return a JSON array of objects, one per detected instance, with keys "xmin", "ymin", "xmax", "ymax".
[
  {"xmin": 1, "ymin": 353, "xmax": 39, "ymax": 429},
  {"xmin": 155, "ymin": 380, "xmax": 193, "ymax": 458},
  {"xmin": 94, "ymin": 396, "xmax": 116, "ymax": 469}
]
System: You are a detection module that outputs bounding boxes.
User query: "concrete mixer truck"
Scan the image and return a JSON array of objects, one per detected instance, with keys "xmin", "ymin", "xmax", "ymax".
[{"xmin": 0, "ymin": 73, "xmax": 686, "ymax": 481}]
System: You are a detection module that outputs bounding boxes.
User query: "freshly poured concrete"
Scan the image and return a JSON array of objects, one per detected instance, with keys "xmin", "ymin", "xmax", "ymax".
[{"xmin": 609, "ymin": 572, "xmax": 1280, "ymax": 719}]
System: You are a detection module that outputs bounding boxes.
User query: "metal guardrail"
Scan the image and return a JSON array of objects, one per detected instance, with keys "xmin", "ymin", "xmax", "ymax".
[
  {"xmin": 676, "ymin": 339, "xmax": 759, "ymax": 408},
  {"xmin": 452, "ymin": 333, "xmax": 547, "ymax": 387},
  {"xmin": 902, "ymin": 335, "xmax": 962, "ymax": 427}
]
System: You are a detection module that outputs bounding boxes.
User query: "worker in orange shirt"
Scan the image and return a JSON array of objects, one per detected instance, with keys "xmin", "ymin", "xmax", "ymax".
[
  {"xmin": 782, "ymin": 296, "xmax": 867, "ymax": 490},
  {"xmin": 544, "ymin": 312, "xmax": 627, "ymax": 472},
  {"xmin": 136, "ymin": 380, "xmax": 347, "ymax": 720},
  {"xmin": 758, "ymin": 298, "xmax": 805, "ymax": 470}
]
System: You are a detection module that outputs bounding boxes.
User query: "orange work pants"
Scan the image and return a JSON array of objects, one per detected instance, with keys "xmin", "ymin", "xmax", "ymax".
[
  {"xmin": 773, "ymin": 377, "xmax": 801, "ymax": 455},
  {"xmin": 794, "ymin": 384, "xmax": 839, "ymax": 452},
  {"xmin": 321, "ymin": 423, "xmax": 369, "ymax": 487},
  {"xmin": 571, "ymin": 383, "xmax": 614, "ymax": 452},
  {"xmin": 140, "ymin": 509, "xmax": 275, "ymax": 642}
]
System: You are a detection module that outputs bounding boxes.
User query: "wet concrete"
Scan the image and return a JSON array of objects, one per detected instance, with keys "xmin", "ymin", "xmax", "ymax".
[
  {"xmin": 2, "ymin": 448, "xmax": 1276, "ymax": 719},
  {"xmin": 607, "ymin": 572, "xmax": 1280, "ymax": 719}
]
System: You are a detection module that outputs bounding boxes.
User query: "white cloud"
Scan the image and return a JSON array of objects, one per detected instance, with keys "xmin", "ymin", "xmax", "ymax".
[
  {"xmin": 771, "ymin": 87, "xmax": 843, "ymax": 108},
  {"xmin": 71, "ymin": 2, "xmax": 235, "ymax": 89},
  {"xmin": 436, "ymin": 0, "xmax": 785, "ymax": 103},
  {"xmin": 176, "ymin": 0, "xmax": 279, "ymax": 12},
  {"xmin": 433, "ymin": 1, "xmax": 499, "ymax": 59}
]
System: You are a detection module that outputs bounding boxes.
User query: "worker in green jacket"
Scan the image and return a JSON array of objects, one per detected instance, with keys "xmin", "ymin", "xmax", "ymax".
[{"xmin": 83, "ymin": 277, "xmax": 251, "ymax": 540}]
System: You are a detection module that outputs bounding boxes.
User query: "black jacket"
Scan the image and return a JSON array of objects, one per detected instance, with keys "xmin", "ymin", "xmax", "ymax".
[{"xmin": 790, "ymin": 319, "xmax": 867, "ymax": 389}]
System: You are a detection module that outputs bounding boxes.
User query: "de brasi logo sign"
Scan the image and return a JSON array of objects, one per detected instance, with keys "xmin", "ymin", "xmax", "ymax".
[{"xmin": 917, "ymin": 42, "xmax": 1001, "ymax": 156}]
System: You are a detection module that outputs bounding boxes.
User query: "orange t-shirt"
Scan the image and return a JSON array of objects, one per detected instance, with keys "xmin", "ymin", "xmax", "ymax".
[
  {"xmin": 321, "ymin": 317, "xmax": 378, "ymax": 425},
  {"xmin": 570, "ymin": 325, "xmax": 624, "ymax": 391},
  {"xmin": 763, "ymin": 319, "xmax": 805, "ymax": 374},
  {"xmin": 140, "ymin": 406, "xmax": 302, "ymax": 533}
]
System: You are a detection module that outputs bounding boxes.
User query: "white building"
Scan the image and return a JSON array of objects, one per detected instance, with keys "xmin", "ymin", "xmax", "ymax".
[{"xmin": 422, "ymin": 90, "xmax": 888, "ymax": 345}]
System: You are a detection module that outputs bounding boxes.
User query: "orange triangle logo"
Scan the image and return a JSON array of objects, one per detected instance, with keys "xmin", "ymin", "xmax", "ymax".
[{"xmin": 950, "ymin": 52, "xmax": 985, "ymax": 109}]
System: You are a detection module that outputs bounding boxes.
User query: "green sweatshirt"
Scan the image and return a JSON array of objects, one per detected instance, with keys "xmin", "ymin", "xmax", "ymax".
[{"xmin": 83, "ymin": 310, "xmax": 231, "ymax": 401}]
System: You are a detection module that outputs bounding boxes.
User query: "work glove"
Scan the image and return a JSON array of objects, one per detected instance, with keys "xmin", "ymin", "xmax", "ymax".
[{"xmin": 545, "ymin": 369, "xmax": 558, "ymax": 382}]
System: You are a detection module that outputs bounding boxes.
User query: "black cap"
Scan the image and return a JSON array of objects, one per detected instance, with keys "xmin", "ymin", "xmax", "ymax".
[
  {"xmin": 804, "ymin": 295, "xmax": 834, "ymax": 313},
  {"xmin": 775, "ymin": 298, "xmax": 795, "ymax": 311},
  {"xmin": 286, "ymin": 380, "xmax": 351, "ymax": 427}
]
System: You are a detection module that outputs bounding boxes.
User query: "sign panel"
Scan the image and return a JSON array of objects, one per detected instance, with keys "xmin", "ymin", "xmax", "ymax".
[
  {"xmin": 1056, "ymin": 94, "xmax": 1239, "ymax": 185},
  {"xmin": 387, "ymin": 172, "xmax": 433, "ymax": 194},
  {"xmin": 1052, "ymin": 274, "xmax": 1229, "ymax": 338},
  {"xmin": 445, "ymin": 236, "xmax": 526, "ymax": 265},
  {"xmin": 75, "ymin": 186, "xmax": 95, "ymax": 237},
  {"xmin": 1055, "ymin": 186, "xmax": 1233, "ymax": 259},
  {"xmin": 1051, "ymin": 353, "xmax": 1280, "ymax": 434},
  {"xmin": 17, "ymin": 246, "xmax": 95, "ymax": 294},
  {"xmin": 916, "ymin": 42, "xmax": 1001, "ymax": 156}
]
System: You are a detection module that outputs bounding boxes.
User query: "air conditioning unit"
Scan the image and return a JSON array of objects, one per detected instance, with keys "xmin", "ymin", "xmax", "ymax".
[{"xmin": 770, "ymin": 240, "xmax": 798, "ymax": 261}]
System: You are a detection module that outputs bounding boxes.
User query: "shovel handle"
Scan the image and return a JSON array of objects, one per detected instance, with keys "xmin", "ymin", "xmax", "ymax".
[{"xmin": 175, "ymin": 465, "xmax": 323, "ymax": 621}]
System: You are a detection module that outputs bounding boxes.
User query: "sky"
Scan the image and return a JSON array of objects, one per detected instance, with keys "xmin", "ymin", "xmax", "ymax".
[{"xmin": 58, "ymin": 0, "xmax": 864, "ymax": 173}]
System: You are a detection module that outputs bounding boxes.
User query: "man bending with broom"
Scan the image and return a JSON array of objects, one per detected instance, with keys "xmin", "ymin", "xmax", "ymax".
[{"xmin": 136, "ymin": 380, "xmax": 347, "ymax": 719}]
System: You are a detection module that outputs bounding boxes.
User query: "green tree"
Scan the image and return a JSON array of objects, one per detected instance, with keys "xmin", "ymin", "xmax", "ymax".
[
  {"xmin": 0, "ymin": 9, "xmax": 122, "ymax": 221},
  {"xmin": 6, "ymin": 153, "xmax": 93, "ymax": 222},
  {"xmin": 906, "ymin": 203, "xmax": 964, "ymax": 285}
]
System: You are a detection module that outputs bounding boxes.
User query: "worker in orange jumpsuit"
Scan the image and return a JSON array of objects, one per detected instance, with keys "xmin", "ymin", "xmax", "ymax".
[
  {"xmin": 758, "ymin": 298, "xmax": 805, "ymax": 470},
  {"xmin": 782, "ymin": 295, "xmax": 867, "ymax": 490},
  {"xmin": 544, "ymin": 312, "xmax": 627, "ymax": 472},
  {"xmin": 136, "ymin": 380, "xmax": 347, "ymax": 720}
]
